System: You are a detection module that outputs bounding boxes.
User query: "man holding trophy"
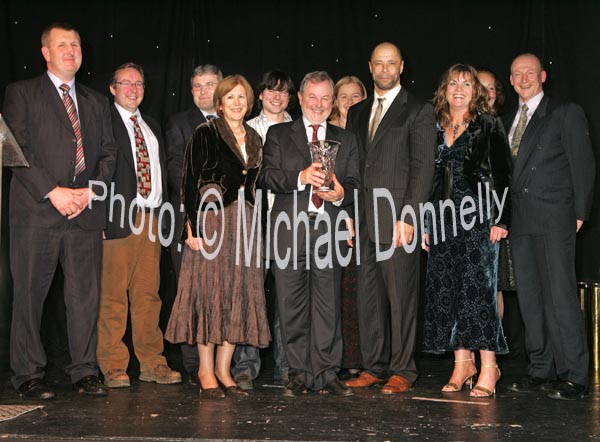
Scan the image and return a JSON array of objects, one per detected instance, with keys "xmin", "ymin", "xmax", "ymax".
[{"xmin": 259, "ymin": 71, "xmax": 361, "ymax": 397}]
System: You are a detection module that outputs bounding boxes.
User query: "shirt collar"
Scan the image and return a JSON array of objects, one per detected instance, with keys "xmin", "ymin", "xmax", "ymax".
[
  {"xmin": 114, "ymin": 102, "xmax": 140, "ymax": 122},
  {"xmin": 519, "ymin": 91, "xmax": 544, "ymax": 115},
  {"xmin": 374, "ymin": 83, "xmax": 402, "ymax": 101},
  {"xmin": 47, "ymin": 70, "xmax": 75, "ymax": 93}
]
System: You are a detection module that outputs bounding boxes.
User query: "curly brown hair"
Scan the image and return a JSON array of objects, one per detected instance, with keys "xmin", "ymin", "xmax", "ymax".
[{"xmin": 433, "ymin": 64, "xmax": 492, "ymax": 128}]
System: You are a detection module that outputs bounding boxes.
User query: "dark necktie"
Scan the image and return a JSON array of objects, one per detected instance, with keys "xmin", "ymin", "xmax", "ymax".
[
  {"xmin": 130, "ymin": 115, "xmax": 152, "ymax": 197},
  {"xmin": 310, "ymin": 124, "xmax": 323, "ymax": 209},
  {"xmin": 60, "ymin": 84, "xmax": 85, "ymax": 176},
  {"xmin": 511, "ymin": 103, "xmax": 529, "ymax": 157},
  {"xmin": 369, "ymin": 97, "xmax": 385, "ymax": 142},
  {"xmin": 206, "ymin": 114, "xmax": 217, "ymax": 121}
]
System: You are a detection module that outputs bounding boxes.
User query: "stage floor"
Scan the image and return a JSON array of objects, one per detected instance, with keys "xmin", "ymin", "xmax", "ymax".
[{"xmin": 0, "ymin": 356, "xmax": 598, "ymax": 442}]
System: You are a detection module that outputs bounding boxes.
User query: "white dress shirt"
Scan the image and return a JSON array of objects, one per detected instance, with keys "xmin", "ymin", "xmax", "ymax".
[
  {"xmin": 370, "ymin": 83, "xmax": 402, "ymax": 124},
  {"xmin": 114, "ymin": 103, "xmax": 163, "ymax": 208},
  {"xmin": 247, "ymin": 110, "xmax": 293, "ymax": 143},
  {"xmin": 509, "ymin": 91, "xmax": 545, "ymax": 142},
  {"xmin": 47, "ymin": 71, "xmax": 78, "ymax": 112}
]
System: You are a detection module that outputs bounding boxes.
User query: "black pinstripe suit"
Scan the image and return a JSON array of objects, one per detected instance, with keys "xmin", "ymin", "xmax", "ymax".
[
  {"xmin": 506, "ymin": 95, "xmax": 595, "ymax": 386},
  {"xmin": 347, "ymin": 88, "xmax": 437, "ymax": 382}
]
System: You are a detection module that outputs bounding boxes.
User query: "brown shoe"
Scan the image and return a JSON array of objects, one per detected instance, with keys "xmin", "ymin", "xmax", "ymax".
[
  {"xmin": 381, "ymin": 375, "xmax": 412, "ymax": 394},
  {"xmin": 104, "ymin": 369, "xmax": 130, "ymax": 388},
  {"xmin": 344, "ymin": 371, "xmax": 386, "ymax": 388},
  {"xmin": 140, "ymin": 364, "xmax": 182, "ymax": 385}
]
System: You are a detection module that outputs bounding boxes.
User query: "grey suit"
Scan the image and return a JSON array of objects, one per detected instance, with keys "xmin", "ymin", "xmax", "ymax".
[
  {"xmin": 347, "ymin": 88, "xmax": 436, "ymax": 382},
  {"xmin": 259, "ymin": 119, "xmax": 360, "ymax": 390},
  {"xmin": 506, "ymin": 96, "xmax": 595, "ymax": 386}
]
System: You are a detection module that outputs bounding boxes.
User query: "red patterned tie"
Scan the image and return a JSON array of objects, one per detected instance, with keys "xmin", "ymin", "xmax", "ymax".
[
  {"xmin": 60, "ymin": 84, "xmax": 86, "ymax": 176},
  {"xmin": 130, "ymin": 115, "xmax": 152, "ymax": 197},
  {"xmin": 310, "ymin": 124, "xmax": 323, "ymax": 209}
]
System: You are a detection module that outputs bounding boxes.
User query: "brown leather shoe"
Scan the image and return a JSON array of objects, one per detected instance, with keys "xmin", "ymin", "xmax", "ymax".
[
  {"xmin": 344, "ymin": 371, "xmax": 386, "ymax": 388},
  {"xmin": 381, "ymin": 375, "xmax": 412, "ymax": 394}
]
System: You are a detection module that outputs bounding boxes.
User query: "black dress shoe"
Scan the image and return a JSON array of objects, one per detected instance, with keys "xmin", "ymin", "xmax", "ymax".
[
  {"xmin": 188, "ymin": 371, "xmax": 198, "ymax": 386},
  {"xmin": 323, "ymin": 377, "xmax": 354, "ymax": 396},
  {"xmin": 547, "ymin": 380, "xmax": 588, "ymax": 401},
  {"xmin": 73, "ymin": 375, "xmax": 108, "ymax": 396},
  {"xmin": 283, "ymin": 378, "xmax": 306, "ymax": 397},
  {"xmin": 17, "ymin": 378, "xmax": 55, "ymax": 400},
  {"xmin": 506, "ymin": 375, "xmax": 550, "ymax": 393}
]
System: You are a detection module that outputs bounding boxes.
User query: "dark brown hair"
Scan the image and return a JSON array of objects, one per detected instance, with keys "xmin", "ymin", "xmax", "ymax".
[{"xmin": 433, "ymin": 63, "xmax": 492, "ymax": 128}]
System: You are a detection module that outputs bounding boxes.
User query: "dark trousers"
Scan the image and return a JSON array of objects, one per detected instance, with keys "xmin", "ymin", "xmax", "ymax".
[
  {"xmin": 356, "ymin": 219, "xmax": 420, "ymax": 383},
  {"xmin": 10, "ymin": 224, "xmax": 102, "ymax": 388},
  {"xmin": 511, "ymin": 230, "xmax": 589, "ymax": 386},
  {"xmin": 273, "ymin": 222, "xmax": 342, "ymax": 390}
]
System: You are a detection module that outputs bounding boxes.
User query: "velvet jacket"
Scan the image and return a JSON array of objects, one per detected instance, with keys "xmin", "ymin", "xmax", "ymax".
[
  {"xmin": 434, "ymin": 112, "xmax": 513, "ymax": 228},
  {"xmin": 181, "ymin": 117, "xmax": 262, "ymax": 239}
]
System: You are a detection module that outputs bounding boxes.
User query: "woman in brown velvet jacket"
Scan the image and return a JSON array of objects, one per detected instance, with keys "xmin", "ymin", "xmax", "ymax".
[{"xmin": 166, "ymin": 75, "xmax": 270, "ymax": 399}]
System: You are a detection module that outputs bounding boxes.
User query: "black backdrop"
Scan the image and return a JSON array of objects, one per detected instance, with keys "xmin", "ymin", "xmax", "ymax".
[{"xmin": 1, "ymin": 0, "xmax": 599, "ymax": 370}]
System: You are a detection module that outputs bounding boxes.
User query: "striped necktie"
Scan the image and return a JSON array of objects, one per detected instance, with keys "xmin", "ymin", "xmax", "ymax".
[{"xmin": 60, "ymin": 84, "xmax": 85, "ymax": 176}]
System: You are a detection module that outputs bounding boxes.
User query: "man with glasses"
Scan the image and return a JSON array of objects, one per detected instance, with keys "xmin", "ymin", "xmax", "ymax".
[
  {"xmin": 96, "ymin": 62, "xmax": 180, "ymax": 388},
  {"xmin": 164, "ymin": 64, "xmax": 222, "ymax": 384}
]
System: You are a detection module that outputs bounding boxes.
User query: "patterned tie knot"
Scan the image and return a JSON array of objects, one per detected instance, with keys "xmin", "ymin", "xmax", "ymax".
[
  {"xmin": 206, "ymin": 114, "xmax": 217, "ymax": 121},
  {"xmin": 130, "ymin": 115, "xmax": 138, "ymax": 123},
  {"xmin": 60, "ymin": 83, "xmax": 70, "ymax": 96}
]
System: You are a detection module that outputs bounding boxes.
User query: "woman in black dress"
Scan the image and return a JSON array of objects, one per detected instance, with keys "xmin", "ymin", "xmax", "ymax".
[
  {"xmin": 166, "ymin": 75, "xmax": 270, "ymax": 398},
  {"xmin": 422, "ymin": 64, "xmax": 512, "ymax": 398}
]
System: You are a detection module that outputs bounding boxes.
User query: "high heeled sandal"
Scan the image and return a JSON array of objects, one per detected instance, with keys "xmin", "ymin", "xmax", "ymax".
[
  {"xmin": 470, "ymin": 364, "xmax": 501, "ymax": 398},
  {"xmin": 442, "ymin": 359, "xmax": 477, "ymax": 392}
]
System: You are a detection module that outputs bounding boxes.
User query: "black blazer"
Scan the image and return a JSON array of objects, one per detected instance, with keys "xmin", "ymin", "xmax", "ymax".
[
  {"xmin": 505, "ymin": 95, "xmax": 595, "ymax": 235},
  {"xmin": 347, "ymin": 88, "xmax": 437, "ymax": 244},
  {"xmin": 165, "ymin": 107, "xmax": 207, "ymax": 206},
  {"xmin": 259, "ymin": 118, "xmax": 361, "ymax": 264},
  {"xmin": 3, "ymin": 73, "xmax": 117, "ymax": 229},
  {"xmin": 105, "ymin": 105, "xmax": 168, "ymax": 239},
  {"xmin": 434, "ymin": 113, "xmax": 513, "ymax": 228}
]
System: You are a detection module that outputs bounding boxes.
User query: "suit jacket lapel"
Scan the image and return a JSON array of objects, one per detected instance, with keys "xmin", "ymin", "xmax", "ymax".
[
  {"xmin": 369, "ymin": 88, "xmax": 408, "ymax": 149},
  {"xmin": 357, "ymin": 96, "xmax": 373, "ymax": 148},
  {"xmin": 41, "ymin": 74, "xmax": 74, "ymax": 133},
  {"xmin": 75, "ymin": 83, "xmax": 93, "ymax": 148},
  {"xmin": 513, "ymin": 96, "xmax": 549, "ymax": 182},
  {"xmin": 111, "ymin": 105, "xmax": 136, "ymax": 171},
  {"xmin": 291, "ymin": 119, "xmax": 312, "ymax": 164}
]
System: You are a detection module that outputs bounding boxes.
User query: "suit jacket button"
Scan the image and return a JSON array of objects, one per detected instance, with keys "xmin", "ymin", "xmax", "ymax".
[
  {"xmin": 523, "ymin": 188, "xmax": 529, "ymax": 193},
  {"xmin": 531, "ymin": 166, "xmax": 536, "ymax": 171},
  {"xmin": 242, "ymin": 169, "xmax": 247, "ymax": 175},
  {"xmin": 72, "ymin": 138, "xmax": 77, "ymax": 143},
  {"xmin": 365, "ymin": 163, "xmax": 370, "ymax": 168}
]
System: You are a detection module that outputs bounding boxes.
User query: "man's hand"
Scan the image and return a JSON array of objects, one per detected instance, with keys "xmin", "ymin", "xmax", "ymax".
[
  {"xmin": 300, "ymin": 162, "xmax": 325, "ymax": 187},
  {"xmin": 185, "ymin": 222, "xmax": 204, "ymax": 251},
  {"xmin": 67, "ymin": 188, "xmax": 95, "ymax": 220},
  {"xmin": 489, "ymin": 226, "xmax": 508, "ymax": 244},
  {"xmin": 315, "ymin": 174, "xmax": 344, "ymax": 202},
  {"xmin": 345, "ymin": 217, "xmax": 355, "ymax": 247},
  {"xmin": 48, "ymin": 186, "xmax": 83, "ymax": 217},
  {"xmin": 394, "ymin": 220, "xmax": 414, "ymax": 248}
]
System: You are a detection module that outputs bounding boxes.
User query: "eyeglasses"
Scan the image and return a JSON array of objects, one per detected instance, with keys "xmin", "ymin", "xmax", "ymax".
[
  {"xmin": 115, "ymin": 81, "xmax": 145, "ymax": 89},
  {"xmin": 264, "ymin": 89, "xmax": 289, "ymax": 97},
  {"xmin": 193, "ymin": 82, "xmax": 217, "ymax": 91}
]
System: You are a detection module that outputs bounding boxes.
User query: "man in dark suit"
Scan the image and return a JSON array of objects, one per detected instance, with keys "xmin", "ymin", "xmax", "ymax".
[
  {"xmin": 96, "ymin": 63, "xmax": 181, "ymax": 388},
  {"xmin": 504, "ymin": 53, "xmax": 595, "ymax": 400},
  {"xmin": 3, "ymin": 23, "xmax": 117, "ymax": 398},
  {"xmin": 260, "ymin": 71, "xmax": 360, "ymax": 396},
  {"xmin": 345, "ymin": 42, "xmax": 437, "ymax": 394},
  {"xmin": 164, "ymin": 65, "xmax": 221, "ymax": 385}
]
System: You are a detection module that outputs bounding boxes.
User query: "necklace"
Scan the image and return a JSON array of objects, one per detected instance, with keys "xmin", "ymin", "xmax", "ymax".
[
  {"xmin": 448, "ymin": 121, "xmax": 468, "ymax": 137},
  {"xmin": 233, "ymin": 128, "xmax": 246, "ymax": 137}
]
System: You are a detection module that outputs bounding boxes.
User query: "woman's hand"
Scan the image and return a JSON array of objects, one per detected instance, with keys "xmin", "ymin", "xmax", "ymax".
[
  {"xmin": 185, "ymin": 222, "xmax": 204, "ymax": 251},
  {"xmin": 489, "ymin": 226, "xmax": 508, "ymax": 244},
  {"xmin": 421, "ymin": 232, "xmax": 430, "ymax": 252}
]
